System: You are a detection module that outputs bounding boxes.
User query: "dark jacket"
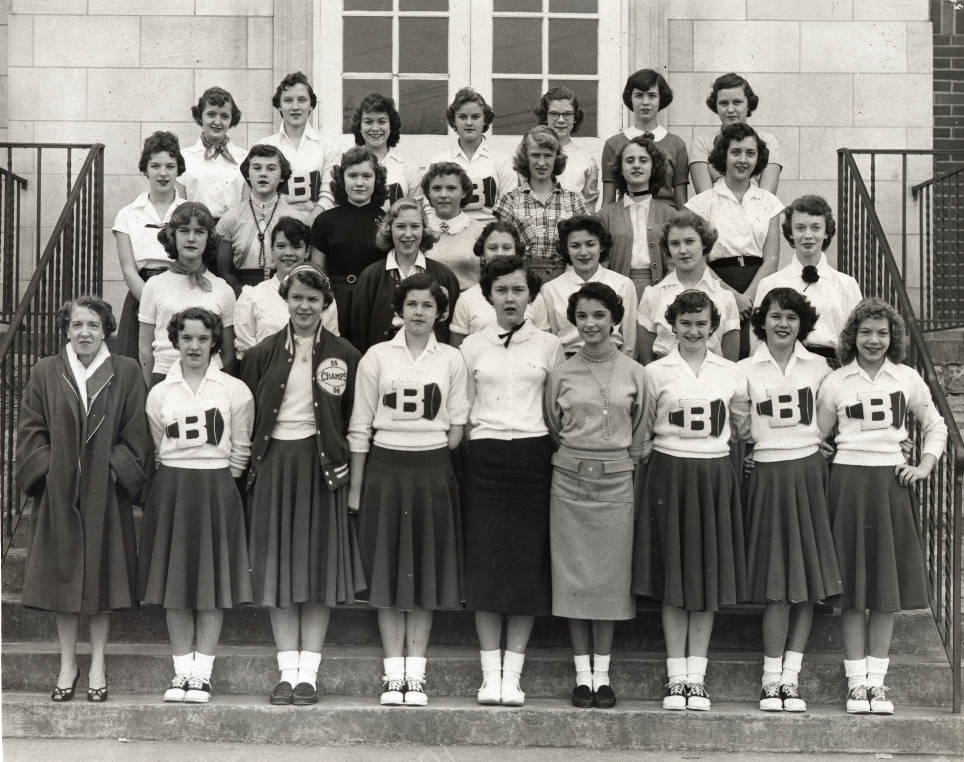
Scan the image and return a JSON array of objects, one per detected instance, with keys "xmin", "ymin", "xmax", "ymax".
[
  {"xmin": 349, "ymin": 256, "xmax": 461, "ymax": 353},
  {"xmin": 241, "ymin": 323, "xmax": 360, "ymax": 492},
  {"xmin": 15, "ymin": 351, "xmax": 153, "ymax": 613}
]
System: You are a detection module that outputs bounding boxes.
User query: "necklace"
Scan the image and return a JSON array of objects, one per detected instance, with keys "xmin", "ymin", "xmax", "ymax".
[
  {"xmin": 249, "ymin": 197, "xmax": 280, "ymax": 278},
  {"xmin": 579, "ymin": 345, "xmax": 619, "ymax": 440}
]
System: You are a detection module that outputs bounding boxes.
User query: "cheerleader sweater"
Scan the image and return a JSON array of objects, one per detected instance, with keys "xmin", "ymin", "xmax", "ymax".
[
  {"xmin": 736, "ymin": 342, "xmax": 831, "ymax": 462},
  {"xmin": 642, "ymin": 346, "xmax": 750, "ymax": 460},
  {"xmin": 145, "ymin": 360, "xmax": 255, "ymax": 477},
  {"xmin": 348, "ymin": 330, "xmax": 470, "ymax": 453},
  {"xmin": 816, "ymin": 359, "xmax": 947, "ymax": 467}
]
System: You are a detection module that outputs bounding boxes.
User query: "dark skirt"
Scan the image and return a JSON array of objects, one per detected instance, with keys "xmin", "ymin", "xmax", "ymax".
[
  {"xmin": 709, "ymin": 258, "xmax": 760, "ymax": 359},
  {"xmin": 115, "ymin": 267, "xmax": 166, "ymax": 359},
  {"xmin": 463, "ymin": 436, "xmax": 552, "ymax": 615},
  {"xmin": 828, "ymin": 464, "xmax": 929, "ymax": 612},
  {"xmin": 357, "ymin": 446, "xmax": 462, "ymax": 611},
  {"xmin": 138, "ymin": 465, "xmax": 253, "ymax": 610},
  {"xmin": 331, "ymin": 278, "xmax": 356, "ymax": 339},
  {"xmin": 248, "ymin": 437, "xmax": 366, "ymax": 607},
  {"xmin": 633, "ymin": 451, "xmax": 746, "ymax": 611},
  {"xmin": 744, "ymin": 452, "xmax": 842, "ymax": 605}
]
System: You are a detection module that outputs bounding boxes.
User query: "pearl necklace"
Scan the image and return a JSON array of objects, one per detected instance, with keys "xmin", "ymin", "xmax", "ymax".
[{"xmin": 579, "ymin": 345, "xmax": 619, "ymax": 440}]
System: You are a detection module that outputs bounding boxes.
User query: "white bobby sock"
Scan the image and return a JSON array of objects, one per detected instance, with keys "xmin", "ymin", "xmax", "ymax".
[
  {"xmin": 503, "ymin": 650, "xmax": 525, "ymax": 678},
  {"xmin": 383, "ymin": 657, "xmax": 405, "ymax": 681},
  {"xmin": 686, "ymin": 655, "xmax": 708, "ymax": 684},
  {"xmin": 192, "ymin": 652, "xmax": 215, "ymax": 681},
  {"xmin": 405, "ymin": 656, "xmax": 427, "ymax": 681},
  {"xmin": 781, "ymin": 650, "xmax": 803, "ymax": 685},
  {"xmin": 172, "ymin": 652, "xmax": 194, "ymax": 677},
  {"xmin": 574, "ymin": 654, "xmax": 592, "ymax": 687},
  {"xmin": 844, "ymin": 658, "xmax": 867, "ymax": 690},
  {"xmin": 866, "ymin": 656, "xmax": 889, "ymax": 688},
  {"xmin": 277, "ymin": 650, "xmax": 299, "ymax": 685},
  {"xmin": 592, "ymin": 653, "xmax": 611, "ymax": 690},
  {"xmin": 666, "ymin": 657, "xmax": 687, "ymax": 684},
  {"xmin": 762, "ymin": 655, "xmax": 783, "ymax": 686},
  {"xmin": 297, "ymin": 650, "xmax": 322, "ymax": 688}
]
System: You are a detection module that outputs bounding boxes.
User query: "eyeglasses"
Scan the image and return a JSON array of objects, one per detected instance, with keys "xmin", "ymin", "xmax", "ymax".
[{"xmin": 548, "ymin": 111, "xmax": 575, "ymax": 122}]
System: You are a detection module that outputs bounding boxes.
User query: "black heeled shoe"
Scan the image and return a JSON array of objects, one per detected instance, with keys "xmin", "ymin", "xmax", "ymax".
[
  {"xmin": 51, "ymin": 669, "xmax": 80, "ymax": 702},
  {"xmin": 87, "ymin": 670, "xmax": 109, "ymax": 701}
]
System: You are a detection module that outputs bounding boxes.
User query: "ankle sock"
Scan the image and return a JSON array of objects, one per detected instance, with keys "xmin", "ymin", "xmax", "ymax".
[
  {"xmin": 686, "ymin": 655, "xmax": 708, "ymax": 684},
  {"xmin": 297, "ymin": 650, "xmax": 322, "ymax": 688},
  {"xmin": 844, "ymin": 657, "xmax": 867, "ymax": 690},
  {"xmin": 591, "ymin": 653, "xmax": 611, "ymax": 690},
  {"xmin": 781, "ymin": 650, "xmax": 803, "ymax": 685},
  {"xmin": 666, "ymin": 657, "xmax": 687, "ymax": 684},
  {"xmin": 172, "ymin": 652, "xmax": 194, "ymax": 677},
  {"xmin": 503, "ymin": 650, "xmax": 525, "ymax": 679},
  {"xmin": 277, "ymin": 650, "xmax": 299, "ymax": 685},
  {"xmin": 573, "ymin": 654, "xmax": 592, "ymax": 688},
  {"xmin": 405, "ymin": 656, "xmax": 427, "ymax": 681},
  {"xmin": 866, "ymin": 656, "xmax": 889, "ymax": 688},
  {"xmin": 480, "ymin": 649, "xmax": 501, "ymax": 675},
  {"xmin": 192, "ymin": 652, "xmax": 215, "ymax": 681},
  {"xmin": 383, "ymin": 657, "xmax": 404, "ymax": 682},
  {"xmin": 762, "ymin": 655, "xmax": 782, "ymax": 686}
]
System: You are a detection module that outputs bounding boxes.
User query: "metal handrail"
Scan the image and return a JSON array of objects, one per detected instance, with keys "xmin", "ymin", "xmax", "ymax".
[
  {"xmin": 838, "ymin": 148, "xmax": 964, "ymax": 712},
  {"xmin": 912, "ymin": 165, "xmax": 964, "ymax": 194},
  {"xmin": 0, "ymin": 165, "xmax": 28, "ymax": 188}
]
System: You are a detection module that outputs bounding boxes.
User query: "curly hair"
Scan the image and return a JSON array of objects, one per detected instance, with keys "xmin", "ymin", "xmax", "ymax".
[
  {"xmin": 665, "ymin": 290, "xmax": 721, "ymax": 333},
  {"xmin": 836, "ymin": 297, "xmax": 906, "ymax": 366},
  {"xmin": 167, "ymin": 307, "xmax": 223, "ymax": 354},
  {"xmin": 512, "ymin": 126, "xmax": 567, "ymax": 180},
  {"xmin": 614, "ymin": 136, "xmax": 668, "ymax": 197},
  {"xmin": 708, "ymin": 123, "xmax": 769, "ymax": 177},
  {"xmin": 391, "ymin": 271, "xmax": 449, "ymax": 322},
  {"xmin": 750, "ymin": 287, "xmax": 819, "ymax": 343},
  {"xmin": 479, "ymin": 254, "xmax": 541, "ymax": 303},
  {"xmin": 329, "ymin": 146, "xmax": 388, "ymax": 207},
  {"xmin": 622, "ymin": 68, "xmax": 674, "ymax": 111},
  {"xmin": 534, "ymin": 85, "xmax": 585, "ymax": 134},
  {"xmin": 472, "ymin": 220, "xmax": 525, "ymax": 260},
  {"xmin": 556, "ymin": 214, "xmax": 612, "ymax": 266},
  {"xmin": 375, "ymin": 197, "xmax": 437, "ymax": 253},
  {"xmin": 138, "ymin": 131, "xmax": 186, "ymax": 176},
  {"xmin": 57, "ymin": 295, "xmax": 117, "ymax": 340},
  {"xmin": 270, "ymin": 216, "xmax": 311, "ymax": 248},
  {"xmin": 157, "ymin": 201, "xmax": 221, "ymax": 268},
  {"xmin": 272, "ymin": 71, "xmax": 317, "ymax": 110},
  {"xmin": 350, "ymin": 92, "xmax": 402, "ymax": 148},
  {"xmin": 277, "ymin": 262, "xmax": 334, "ymax": 308},
  {"xmin": 420, "ymin": 162, "xmax": 474, "ymax": 209},
  {"xmin": 566, "ymin": 281, "xmax": 625, "ymax": 327},
  {"xmin": 191, "ymin": 86, "xmax": 241, "ymax": 128},
  {"xmin": 446, "ymin": 87, "xmax": 495, "ymax": 132},
  {"xmin": 705, "ymin": 72, "xmax": 759, "ymax": 118},
  {"xmin": 782, "ymin": 194, "xmax": 837, "ymax": 252},
  {"xmin": 240, "ymin": 144, "xmax": 293, "ymax": 188},
  {"xmin": 659, "ymin": 210, "xmax": 718, "ymax": 261}
]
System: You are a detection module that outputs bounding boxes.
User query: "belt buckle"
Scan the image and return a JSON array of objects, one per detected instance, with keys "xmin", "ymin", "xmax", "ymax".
[
  {"xmin": 346, "ymin": 274, "xmax": 357, "ymax": 285},
  {"xmin": 737, "ymin": 255, "xmax": 745, "ymax": 268},
  {"xmin": 579, "ymin": 460, "xmax": 601, "ymax": 477}
]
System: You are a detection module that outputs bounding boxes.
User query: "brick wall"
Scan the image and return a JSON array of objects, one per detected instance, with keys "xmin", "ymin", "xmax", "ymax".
[
  {"xmin": 933, "ymin": 0, "xmax": 964, "ymax": 172},
  {"xmin": 7, "ymin": 0, "xmax": 275, "ymax": 311}
]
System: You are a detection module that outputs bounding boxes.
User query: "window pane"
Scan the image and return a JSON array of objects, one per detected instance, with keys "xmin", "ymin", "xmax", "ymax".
[
  {"xmin": 549, "ymin": 0, "xmax": 597, "ymax": 11},
  {"xmin": 343, "ymin": 17, "xmax": 392, "ymax": 73},
  {"xmin": 493, "ymin": 18, "xmax": 542, "ymax": 74},
  {"xmin": 492, "ymin": 78, "xmax": 542, "ymax": 134},
  {"xmin": 399, "ymin": 0, "xmax": 448, "ymax": 9},
  {"xmin": 494, "ymin": 0, "xmax": 542, "ymax": 10},
  {"xmin": 342, "ymin": 78, "xmax": 393, "ymax": 132},
  {"xmin": 548, "ymin": 19, "xmax": 595, "ymax": 75},
  {"xmin": 549, "ymin": 78, "xmax": 597, "ymax": 137},
  {"xmin": 399, "ymin": 18, "xmax": 448, "ymax": 73},
  {"xmin": 399, "ymin": 80, "xmax": 449, "ymax": 135},
  {"xmin": 344, "ymin": 0, "xmax": 392, "ymax": 9}
]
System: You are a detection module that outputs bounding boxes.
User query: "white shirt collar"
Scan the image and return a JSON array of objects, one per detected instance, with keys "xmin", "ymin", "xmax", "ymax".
[
  {"xmin": 561, "ymin": 264, "xmax": 604, "ymax": 285},
  {"xmin": 750, "ymin": 340, "xmax": 812, "ymax": 368},
  {"xmin": 390, "ymin": 327, "xmax": 441, "ymax": 359},
  {"xmin": 711, "ymin": 177, "xmax": 766, "ymax": 204},
  {"xmin": 840, "ymin": 357, "xmax": 901, "ymax": 383},
  {"xmin": 65, "ymin": 342, "xmax": 110, "ymax": 409},
  {"xmin": 164, "ymin": 357, "xmax": 224, "ymax": 389},
  {"xmin": 130, "ymin": 191, "xmax": 186, "ymax": 211},
  {"xmin": 431, "ymin": 211, "xmax": 474, "ymax": 235},
  {"xmin": 481, "ymin": 319, "xmax": 536, "ymax": 345},
  {"xmin": 661, "ymin": 343, "xmax": 729, "ymax": 370},
  {"xmin": 277, "ymin": 122, "xmax": 320, "ymax": 148},
  {"xmin": 385, "ymin": 250, "xmax": 428, "ymax": 273},
  {"xmin": 622, "ymin": 193, "xmax": 652, "ymax": 209},
  {"xmin": 657, "ymin": 267, "xmax": 718, "ymax": 291},
  {"xmin": 791, "ymin": 251, "xmax": 833, "ymax": 275},
  {"xmin": 623, "ymin": 124, "xmax": 667, "ymax": 141},
  {"xmin": 451, "ymin": 136, "xmax": 491, "ymax": 162}
]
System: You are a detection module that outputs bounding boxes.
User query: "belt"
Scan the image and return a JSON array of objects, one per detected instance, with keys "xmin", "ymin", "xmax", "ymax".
[
  {"xmin": 552, "ymin": 451, "xmax": 634, "ymax": 476},
  {"xmin": 710, "ymin": 255, "xmax": 763, "ymax": 269},
  {"xmin": 330, "ymin": 274, "xmax": 358, "ymax": 284}
]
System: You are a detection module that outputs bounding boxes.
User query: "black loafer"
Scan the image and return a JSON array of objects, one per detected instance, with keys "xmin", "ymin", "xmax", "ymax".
[
  {"xmin": 270, "ymin": 680, "xmax": 294, "ymax": 705},
  {"xmin": 595, "ymin": 684, "xmax": 616, "ymax": 708},
  {"xmin": 571, "ymin": 684, "xmax": 594, "ymax": 708},
  {"xmin": 292, "ymin": 682, "xmax": 319, "ymax": 705}
]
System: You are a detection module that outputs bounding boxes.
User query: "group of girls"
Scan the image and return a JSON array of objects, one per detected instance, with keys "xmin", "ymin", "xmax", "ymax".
[{"xmin": 18, "ymin": 67, "xmax": 947, "ymax": 719}]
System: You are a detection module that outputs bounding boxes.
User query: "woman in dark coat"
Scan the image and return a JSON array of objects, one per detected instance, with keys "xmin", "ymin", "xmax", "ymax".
[{"xmin": 16, "ymin": 296, "xmax": 153, "ymax": 702}]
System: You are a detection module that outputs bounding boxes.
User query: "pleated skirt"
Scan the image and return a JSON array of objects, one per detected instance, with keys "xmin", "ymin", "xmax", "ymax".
[
  {"xmin": 828, "ymin": 464, "xmax": 929, "ymax": 612},
  {"xmin": 247, "ymin": 437, "xmax": 366, "ymax": 608},
  {"xmin": 550, "ymin": 448, "xmax": 636, "ymax": 620},
  {"xmin": 633, "ymin": 451, "xmax": 746, "ymax": 611},
  {"xmin": 463, "ymin": 436, "xmax": 552, "ymax": 615},
  {"xmin": 357, "ymin": 446, "xmax": 462, "ymax": 611},
  {"xmin": 138, "ymin": 465, "xmax": 253, "ymax": 610},
  {"xmin": 744, "ymin": 451, "xmax": 842, "ymax": 604}
]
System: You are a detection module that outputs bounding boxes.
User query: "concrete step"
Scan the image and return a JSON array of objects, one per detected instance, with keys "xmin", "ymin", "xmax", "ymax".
[
  {"xmin": 3, "ymin": 693, "xmax": 962, "ymax": 755},
  {"xmin": 0, "ymin": 593, "xmax": 947, "ymax": 656},
  {"xmin": 1, "ymin": 642, "xmax": 952, "ymax": 707},
  {"xmin": 2, "ymin": 547, "xmax": 25, "ymax": 593}
]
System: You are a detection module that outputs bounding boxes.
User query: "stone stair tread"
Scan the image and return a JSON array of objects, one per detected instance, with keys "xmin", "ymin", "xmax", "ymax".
[{"xmin": 3, "ymin": 692, "xmax": 962, "ymax": 754}]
